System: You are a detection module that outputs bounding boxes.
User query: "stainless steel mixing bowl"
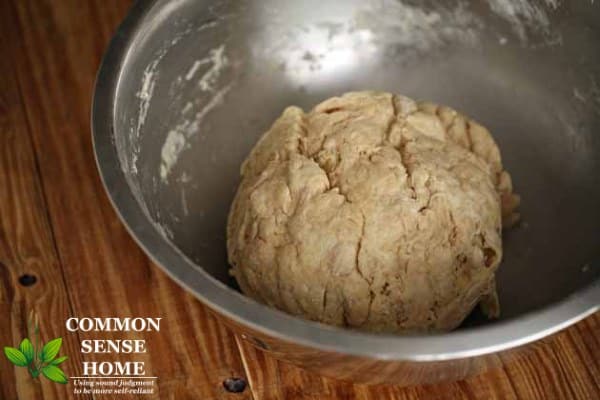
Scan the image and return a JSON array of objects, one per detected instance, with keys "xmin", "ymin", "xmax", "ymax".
[{"xmin": 92, "ymin": 0, "xmax": 600, "ymax": 385}]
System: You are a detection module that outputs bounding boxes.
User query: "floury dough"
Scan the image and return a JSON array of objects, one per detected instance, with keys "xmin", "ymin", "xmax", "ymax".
[{"xmin": 227, "ymin": 91, "xmax": 520, "ymax": 333}]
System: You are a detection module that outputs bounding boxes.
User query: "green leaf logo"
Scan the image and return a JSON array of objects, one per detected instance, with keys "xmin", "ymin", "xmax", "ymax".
[
  {"xmin": 4, "ymin": 312, "xmax": 68, "ymax": 384},
  {"xmin": 19, "ymin": 338, "xmax": 34, "ymax": 364},
  {"xmin": 42, "ymin": 365, "xmax": 68, "ymax": 384},
  {"xmin": 41, "ymin": 338, "xmax": 62, "ymax": 363},
  {"xmin": 49, "ymin": 355, "xmax": 68, "ymax": 366},
  {"xmin": 4, "ymin": 347, "xmax": 28, "ymax": 367}
]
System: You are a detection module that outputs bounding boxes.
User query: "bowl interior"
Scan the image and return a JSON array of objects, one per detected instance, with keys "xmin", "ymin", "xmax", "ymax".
[{"xmin": 112, "ymin": 0, "xmax": 600, "ymax": 327}]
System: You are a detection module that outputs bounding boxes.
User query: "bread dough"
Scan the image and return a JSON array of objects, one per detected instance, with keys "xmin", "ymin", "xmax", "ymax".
[{"xmin": 227, "ymin": 91, "xmax": 520, "ymax": 333}]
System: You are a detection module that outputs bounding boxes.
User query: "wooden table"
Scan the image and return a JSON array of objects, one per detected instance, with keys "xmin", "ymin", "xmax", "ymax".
[{"xmin": 0, "ymin": 1, "xmax": 598, "ymax": 399}]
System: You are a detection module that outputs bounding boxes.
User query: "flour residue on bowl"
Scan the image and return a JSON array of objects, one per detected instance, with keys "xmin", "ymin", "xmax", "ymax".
[
  {"xmin": 128, "ymin": 59, "xmax": 161, "ymax": 175},
  {"xmin": 487, "ymin": 0, "xmax": 561, "ymax": 43},
  {"xmin": 126, "ymin": 19, "xmax": 224, "ymax": 180},
  {"xmin": 355, "ymin": 1, "xmax": 482, "ymax": 52},
  {"xmin": 267, "ymin": 1, "xmax": 483, "ymax": 85},
  {"xmin": 158, "ymin": 85, "xmax": 232, "ymax": 182},
  {"xmin": 573, "ymin": 77, "xmax": 600, "ymax": 114},
  {"xmin": 159, "ymin": 45, "xmax": 232, "ymax": 183},
  {"xmin": 185, "ymin": 44, "xmax": 228, "ymax": 92},
  {"xmin": 160, "ymin": 130, "xmax": 187, "ymax": 180},
  {"xmin": 138, "ymin": 62, "xmax": 158, "ymax": 132}
]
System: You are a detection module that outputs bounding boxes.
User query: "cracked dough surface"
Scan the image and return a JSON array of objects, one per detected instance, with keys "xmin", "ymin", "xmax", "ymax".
[{"xmin": 227, "ymin": 91, "xmax": 519, "ymax": 333}]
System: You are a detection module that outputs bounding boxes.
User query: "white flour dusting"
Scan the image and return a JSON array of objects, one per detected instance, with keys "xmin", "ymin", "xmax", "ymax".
[
  {"xmin": 130, "ymin": 58, "xmax": 161, "ymax": 174},
  {"xmin": 199, "ymin": 45, "xmax": 228, "ymax": 92},
  {"xmin": 356, "ymin": 1, "xmax": 482, "ymax": 52},
  {"xmin": 184, "ymin": 45, "xmax": 228, "ymax": 85},
  {"xmin": 128, "ymin": 19, "xmax": 223, "ymax": 179},
  {"xmin": 160, "ymin": 130, "xmax": 187, "ymax": 181},
  {"xmin": 180, "ymin": 186, "xmax": 189, "ymax": 216},
  {"xmin": 158, "ymin": 83, "xmax": 233, "ymax": 182},
  {"xmin": 574, "ymin": 77, "xmax": 600, "ymax": 114},
  {"xmin": 267, "ymin": 1, "xmax": 482, "ymax": 85},
  {"xmin": 117, "ymin": 16, "xmax": 233, "ymax": 240},
  {"xmin": 573, "ymin": 87, "xmax": 586, "ymax": 102},
  {"xmin": 137, "ymin": 62, "xmax": 158, "ymax": 135},
  {"xmin": 159, "ymin": 46, "xmax": 232, "ymax": 183},
  {"xmin": 129, "ymin": 26, "xmax": 197, "ymax": 176},
  {"xmin": 487, "ymin": 0, "xmax": 561, "ymax": 42},
  {"xmin": 185, "ymin": 60, "xmax": 205, "ymax": 81},
  {"xmin": 139, "ymin": 65, "xmax": 157, "ymax": 109},
  {"xmin": 179, "ymin": 172, "xmax": 192, "ymax": 183},
  {"xmin": 195, "ymin": 83, "xmax": 233, "ymax": 121},
  {"xmin": 181, "ymin": 101, "xmax": 193, "ymax": 114}
]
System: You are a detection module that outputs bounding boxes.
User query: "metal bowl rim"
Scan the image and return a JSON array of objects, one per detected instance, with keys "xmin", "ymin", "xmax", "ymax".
[{"xmin": 91, "ymin": 0, "xmax": 600, "ymax": 362}]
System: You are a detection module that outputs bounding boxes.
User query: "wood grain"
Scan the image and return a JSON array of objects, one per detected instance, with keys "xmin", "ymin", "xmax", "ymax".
[
  {"xmin": 0, "ymin": 2, "xmax": 90, "ymax": 398},
  {"xmin": 0, "ymin": 0, "xmax": 598, "ymax": 399},
  {"xmin": 3, "ymin": 0, "xmax": 249, "ymax": 399}
]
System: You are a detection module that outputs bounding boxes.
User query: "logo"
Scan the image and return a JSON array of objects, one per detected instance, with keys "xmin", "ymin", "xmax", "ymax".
[{"xmin": 3, "ymin": 311, "xmax": 68, "ymax": 384}]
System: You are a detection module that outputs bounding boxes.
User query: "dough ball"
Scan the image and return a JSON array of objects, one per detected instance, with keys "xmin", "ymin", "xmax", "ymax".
[{"xmin": 227, "ymin": 91, "xmax": 519, "ymax": 333}]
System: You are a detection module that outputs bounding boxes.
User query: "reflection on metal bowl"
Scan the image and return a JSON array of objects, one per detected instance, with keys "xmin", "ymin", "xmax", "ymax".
[{"xmin": 92, "ymin": 0, "xmax": 600, "ymax": 384}]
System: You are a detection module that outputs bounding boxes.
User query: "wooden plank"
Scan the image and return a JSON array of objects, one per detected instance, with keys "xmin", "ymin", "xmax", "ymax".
[
  {"xmin": 498, "ymin": 315, "xmax": 600, "ymax": 399},
  {"xmin": 6, "ymin": 0, "xmax": 252, "ymax": 399},
  {"xmin": 0, "ymin": 2, "xmax": 90, "ymax": 399}
]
